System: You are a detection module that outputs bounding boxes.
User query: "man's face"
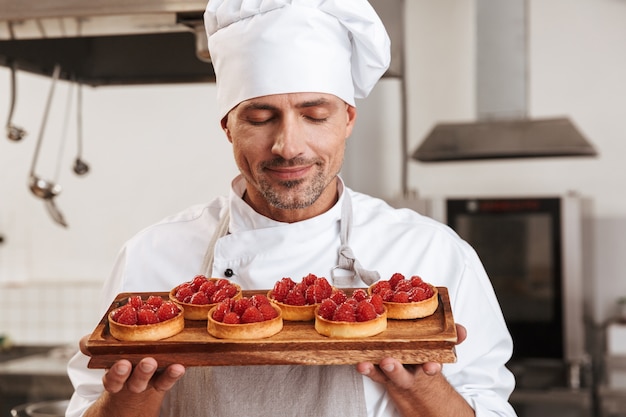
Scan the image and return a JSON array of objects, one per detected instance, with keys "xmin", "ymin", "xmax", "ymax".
[{"xmin": 222, "ymin": 92, "xmax": 357, "ymax": 221}]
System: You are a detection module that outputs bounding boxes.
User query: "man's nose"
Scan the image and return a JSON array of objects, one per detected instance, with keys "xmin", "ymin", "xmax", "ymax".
[{"xmin": 271, "ymin": 116, "xmax": 306, "ymax": 159}]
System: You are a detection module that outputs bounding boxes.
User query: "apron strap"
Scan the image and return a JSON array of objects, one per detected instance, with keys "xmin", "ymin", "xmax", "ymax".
[{"xmin": 333, "ymin": 191, "xmax": 380, "ymax": 286}]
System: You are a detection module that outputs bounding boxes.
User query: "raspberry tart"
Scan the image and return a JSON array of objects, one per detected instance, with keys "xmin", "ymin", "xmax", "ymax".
[
  {"xmin": 369, "ymin": 273, "xmax": 439, "ymax": 319},
  {"xmin": 108, "ymin": 295, "xmax": 184, "ymax": 341},
  {"xmin": 268, "ymin": 274, "xmax": 334, "ymax": 321},
  {"xmin": 314, "ymin": 289, "xmax": 387, "ymax": 338},
  {"xmin": 169, "ymin": 275, "xmax": 242, "ymax": 320},
  {"xmin": 207, "ymin": 294, "xmax": 283, "ymax": 339}
]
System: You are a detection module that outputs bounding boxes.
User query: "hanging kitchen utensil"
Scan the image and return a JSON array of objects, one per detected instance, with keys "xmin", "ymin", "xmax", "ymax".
[
  {"xmin": 73, "ymin": 82, "xmax": 90, "ymax": 176},
  {"xmin": 53, "ymin": 76, "xmax": 75, "ymax": 181},
  {"xmin": 6, "ymin": 62, "xmax": 27, "ymax": 141},
  {"xmin": 28, "ymin": 64, "xmax": 68, "ymax": 228}
]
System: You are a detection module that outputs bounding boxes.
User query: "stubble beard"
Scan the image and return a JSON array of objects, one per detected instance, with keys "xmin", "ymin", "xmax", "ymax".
[{"xmin": 254, "ymin": 158, "xmax": 336, "ymax": 210}]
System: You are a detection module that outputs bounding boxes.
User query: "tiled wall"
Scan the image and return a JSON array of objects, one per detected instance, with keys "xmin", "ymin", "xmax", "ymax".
[{"xmin": 0, "ymin": 282, "xmax": 102, "ymax": 345}]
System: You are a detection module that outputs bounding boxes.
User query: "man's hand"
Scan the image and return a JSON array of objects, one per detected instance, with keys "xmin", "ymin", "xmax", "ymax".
[
  {"xmin": 356, "ymin": 324, "xmax": 474, "ymax": 417},
  {"xmin": 79, "ymin": 335, "xmax": 186, "ymax": 417},
  {"xmin": 101, "ymin": 357, "xmax": 185, "ymax": 395}
]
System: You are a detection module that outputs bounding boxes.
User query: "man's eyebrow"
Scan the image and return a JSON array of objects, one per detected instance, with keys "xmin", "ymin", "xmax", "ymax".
[
  {"xmin": 241, "ymin": 98, "xmax": 332, "ymax": 112},
  {"xmin": 297, "ymin": 98, "xmax": 331, "ymax": 108},
  {"xmin": 241, "ymin": 103, "xmax": 277, "ymax": 112}
]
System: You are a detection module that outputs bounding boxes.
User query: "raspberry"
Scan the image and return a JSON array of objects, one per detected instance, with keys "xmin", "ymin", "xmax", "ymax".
[
  {"xmin": 418, "ymin": 282, "xmax": 434, "ymax": 298},
  {"xmin": 292, "ymin": 282, "xmax": 307, "ymax": 296},
  {"xmin": 146, "ymin": 295, "xmax": 164, "ymax": 308},
  {"xmin": 111, "ymin": 304, "xmax": 132, "ymax": 321},
  {"xmin": 200, "ymin": 281, "xmax": 217, "ymax": 298},
  {"xmin": 302, "ymin": 273, "xmax": 318, "ymax": 286},
  {"xmin": 369, "ymin": 293, "xmax": 385, "ymax": 314},
  {"xmin": 395, "ymin": 280, "xmax": 413, "ymax": 293},
  {"xmin": 212, "ymin": 300, "xmax": 230, "ymax": 322},
  {"xmin": 156, "ymin": 302, "xmax": 180, "ymax": 321},
  {"xmin": 189, "ymin": 291, "xmax": 210, "ymax": 305},
  {"xmin": 317, "ymin": 299, "xmax": 337, "ymax": 320},
  {"xmin": 139, "ymin": 303, "xmax": 155, "ymax": 312},
  {"xmin": 128, "ymin": 295, "xmax": 143, "ymax": 309},
  {"xmin": 211, "ymin": 287, "xmax": 231, "ymax": 303},
  {"xmin": 116, "ymin": 307, "xmax": 138, "ymax": 325},
  {"xmin": 344, "ymin": 298, "xmax": 359, "ymax": 308},
  {"xmin": 379, "ymin": 288, "xmax": 394, "ymax": 302},
  {"xmin": 271, "ymin": 280, "xmax": 290, "ymax": 302},
  {"xmin": 330, "ymin": 291, "xmax": 347, "ymax": 305},
  {"xmin": 391, "ymin": 291, "xmax": 410, "ymax": 303},
  {"xmin": 233, "ymin": 298, "xmax": 252, "ymax": 316},
  {"xmin": 215, "ymin": 278, "xmax": 230, "ymax": 288},
  {"xmin": 240, "ymin": 306, "xmax": 265, "ymax": 324},
  {"xmin": 222, "ymin": 312, "xmax": 240, "ymax": 324},
  {"xmin": 223, "ymin": 284, "xmax": 239, "ymax": 298},
  {"xmin": 355, "ymin": 300, "xmax": 378, "ymax": 322},
  {"xmin": 175, "ymin": 285, "xmax": 194, "ymax": 302},
  {"xmin": 250, "ymin": 294, "xmax": 271, "ymax": 307},
  {"xmin": 191, "ymin": 275, "xmax": 208, "ymax": 291},
  {"xmin": 137, "ymin": 309, "xmax": 159, "ymax": 325},
  {"xmin": 371, "ymin": 280, "xmax": 391, "ymax": 295},
  {"xmin": 281, "ymin": 277, "xmax": 297, "ymax": 290},
  {"xmin": 284, "ymin": 289, "xmax": 307, "ymax": 306},
  {"xmin": 352, "ymin": 289, "xmax": 368, "ymax": 302},
  {"xmin": 332, "ymin": 303, "xmax": 356, "ymax": 322},
  {"xmin": 315, "ymin": 277, "xmax": 332, "ymax": 297},
  {"xmin": 389, "ymin": 273, "xmax": 405, "ymax": 289},
  {"xmin": 410, "ymin": 275, "xmax": 424, "ymax": 286},
  {"xmin": 407, "ymin": 286, "xmax": 425, "ymax": 302},
  {"xmin": 258, "ymin": 303, "xmax": 279, "ymax": 320},
  {"xmin": 305, "ymin": 284, "xmax": 326, "ymax": 304}
]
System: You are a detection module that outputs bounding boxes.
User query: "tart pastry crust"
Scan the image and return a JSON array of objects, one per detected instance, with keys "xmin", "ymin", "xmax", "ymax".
[
  {"xmin": 314, "ymin": 307, "xmax": 387, "ymax": 338},
  {"xmin": 207, "ymin": 304, "xmax": 283, "ymax": 339},
  {"xmin": 108, "ymin": 309, "xmax": 184, "ymax": 341}
]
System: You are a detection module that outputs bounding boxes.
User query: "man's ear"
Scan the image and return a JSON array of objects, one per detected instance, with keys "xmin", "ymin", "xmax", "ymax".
[
  {"xmin": 221, "ymin": 115, "xmax": 233, "ymax": 143},
  {"xmin": 345, "ymin": 104, "xmax": 358, "ymax": 138}
]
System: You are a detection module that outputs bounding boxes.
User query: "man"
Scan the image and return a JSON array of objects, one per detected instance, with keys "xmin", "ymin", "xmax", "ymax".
[{"xmin": 66, "ymin": 1, "xmax": 517, "ymax": 416}]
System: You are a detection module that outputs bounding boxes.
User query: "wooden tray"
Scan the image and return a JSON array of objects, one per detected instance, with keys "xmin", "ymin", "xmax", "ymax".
[{"xmin": 85, "ymin": 287, "xmax": 457, "ymax": 369}]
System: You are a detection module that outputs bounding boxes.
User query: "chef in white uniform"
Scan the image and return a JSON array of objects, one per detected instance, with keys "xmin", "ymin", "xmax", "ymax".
[{"xmin": 66, "ymin": 1, "xmax": 517, "ymax": 416}]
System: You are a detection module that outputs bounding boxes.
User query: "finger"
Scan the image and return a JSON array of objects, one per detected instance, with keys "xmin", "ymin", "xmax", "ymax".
[
  {"xmin": 376, "ymin": 358, "xmax": 417, "ymax": 389},
  {"xmin": 102, "ymin": 360, "xmax": 133, "ymax": 393},
  {"xmin": 355, "ymin": 362, "xmax": 389, "ymax": 384},
  {"xmin": 456, "ymin": 323, "xmax": 467, "ymax": 344},
  {"xmin": 152, "ymin": 364, "xmax": 186, "ymax": 393},
  {"xmin": 125, "ymin": 358, "xmax": 159, "ymax": 393},
  {"xmin": 421, "ymin": 361, "xmax": 443, "ymax": 376}
]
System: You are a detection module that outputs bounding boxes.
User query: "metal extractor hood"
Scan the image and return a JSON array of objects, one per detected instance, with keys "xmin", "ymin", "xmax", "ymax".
[
  {"xmin": 414, "ymin": 117, "xmax": 596, "ymax": 161},
  {"xmin": 0, "ymin": 0, "xmax": 213, "ymax": 85},
  {"xmin": 412, "ymin": 0, "xmax": 597, "ymax": 162},
  {"xmin": 0, "ymin": 0, "xmax": 403, "ymax": 86}
]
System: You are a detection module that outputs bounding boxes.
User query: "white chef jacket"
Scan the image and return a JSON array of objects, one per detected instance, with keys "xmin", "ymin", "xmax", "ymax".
[{"xmin": 66, "ymin": 175, "xmax": 517, "ymax": 417}]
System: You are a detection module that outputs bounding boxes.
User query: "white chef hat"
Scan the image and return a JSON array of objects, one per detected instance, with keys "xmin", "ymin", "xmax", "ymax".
[{"xmin": 204, "ymin": 0, "xmax": 391, "ymax": 119}]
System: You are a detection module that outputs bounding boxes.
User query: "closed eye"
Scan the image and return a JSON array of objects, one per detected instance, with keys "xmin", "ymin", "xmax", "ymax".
[
  {"xmin": 304, "ymin": 115, "xmax": 328, "ymax": 123},
  {"xmin": 245, "ymin": 109, "xmax": 275, "ymax": 125}
]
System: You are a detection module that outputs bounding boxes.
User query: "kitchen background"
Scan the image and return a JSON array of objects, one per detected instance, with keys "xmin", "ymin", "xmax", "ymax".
[{"xmin": 0, "ymin": 0, "xmax": 625, "ymax": 415}]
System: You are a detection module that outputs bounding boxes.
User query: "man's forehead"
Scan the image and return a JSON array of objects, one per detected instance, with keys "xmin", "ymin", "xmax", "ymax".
[{"xmin": 239, "ymin": 93, "xmax": 342, "ymax": 111}]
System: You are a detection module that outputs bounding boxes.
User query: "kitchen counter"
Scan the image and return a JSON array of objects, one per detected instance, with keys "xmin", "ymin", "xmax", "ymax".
[
  {"xmin": 0, "ymin": 345, "xmax": 56, "ymax": 363},
  {"xmin": 0, "ymin": 346, "xmax": 76, "ymax": 416},
  {"xmin": 0, "ymin": 354, "xmax": 71, "ymax": 376}
]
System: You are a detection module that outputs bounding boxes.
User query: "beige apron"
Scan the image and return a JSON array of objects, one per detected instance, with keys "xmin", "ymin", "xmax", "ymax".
[{"xmin": 164, "ymin": 192, "xmax": 378, "ymax": 417}]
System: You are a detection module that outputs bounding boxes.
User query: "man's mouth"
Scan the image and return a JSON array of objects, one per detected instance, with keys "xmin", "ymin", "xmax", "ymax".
[{"xmin": 262, "ymin": 158, "xmax": 317, "ymax": 182}]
